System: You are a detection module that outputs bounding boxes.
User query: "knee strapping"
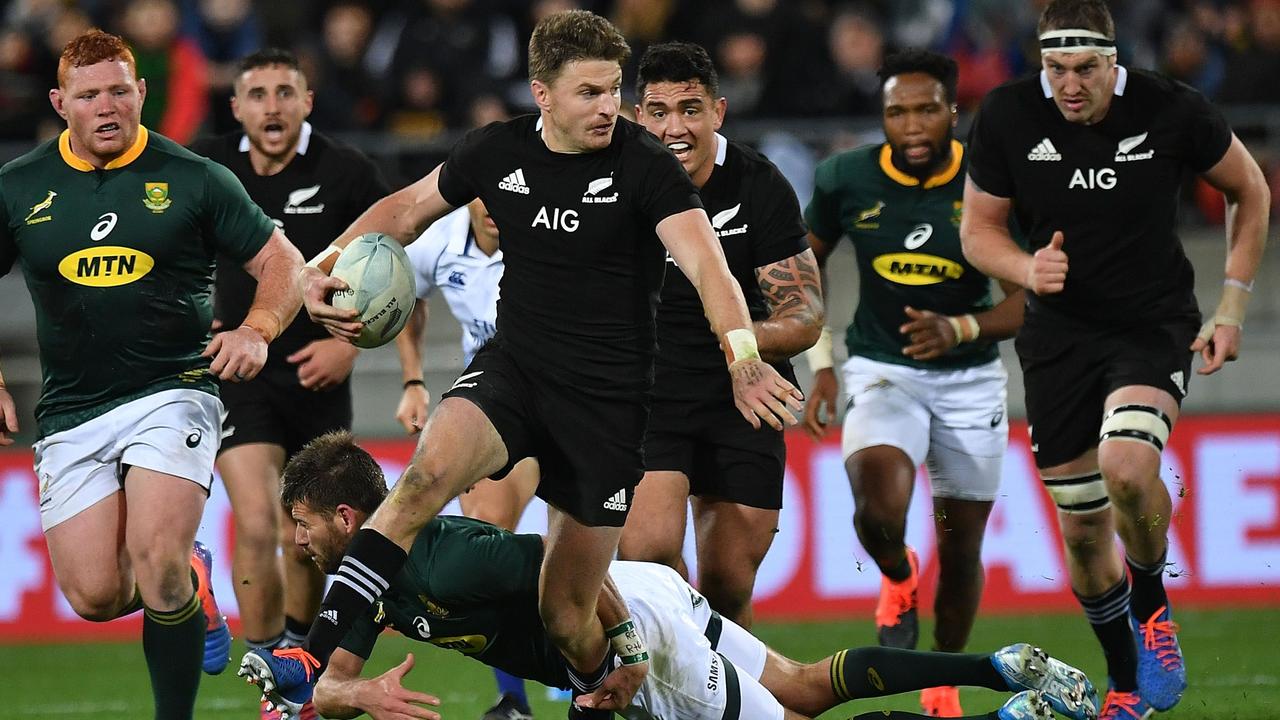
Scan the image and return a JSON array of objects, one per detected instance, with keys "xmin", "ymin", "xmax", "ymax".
[
  {"xmin": 1043, "ymin": 470, "xmax": 1110, "ymax": 514},
  {"xmin": 1099, "ymin": 404, "xmax": 1172, "ymax": 453}
]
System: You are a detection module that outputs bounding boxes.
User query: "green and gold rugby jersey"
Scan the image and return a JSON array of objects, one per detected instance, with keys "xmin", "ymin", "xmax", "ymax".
[
  {"xmin": 340, "ymin": 516, "xmax": 572, "ymax": 690},
  {"xmin": 805, "ymin": 140, "xmax": 999, "ymax": 370},
  {"xmin": 0, "ymin": 127, "xmax": 274, "ymax": 437}
]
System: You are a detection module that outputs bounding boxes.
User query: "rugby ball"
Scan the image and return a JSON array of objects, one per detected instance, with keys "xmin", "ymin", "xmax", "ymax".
[{"xmin": 330, "ymin": 233, "xmax": 417, "ymax": 348}]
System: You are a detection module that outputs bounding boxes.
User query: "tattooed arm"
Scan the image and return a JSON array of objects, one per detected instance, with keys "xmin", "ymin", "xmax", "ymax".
[{"xmin": 753, "ymin": 248, "xmax": 825, "ymax": 363}]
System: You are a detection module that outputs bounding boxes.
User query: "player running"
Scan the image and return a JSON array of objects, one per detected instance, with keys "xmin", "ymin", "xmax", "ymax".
[
  {"xmin": 962, "ymin": 0, "xmax": 1269, "ymax": 716},
  {"xmin": 802, "ymin": 50, "xmax": 1025, "ymax": 717},
  {"xmin": 243, "ymin": 432, "xmax": 1098, "ymax": 720}
]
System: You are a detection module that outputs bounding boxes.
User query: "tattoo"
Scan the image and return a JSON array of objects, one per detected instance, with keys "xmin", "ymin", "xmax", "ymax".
[{"xmin": 756, "ymin": 248, "xmax": 822, "ymax": 323}]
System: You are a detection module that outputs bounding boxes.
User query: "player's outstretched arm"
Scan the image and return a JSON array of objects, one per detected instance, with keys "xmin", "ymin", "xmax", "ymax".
[
  {"xmin": 204, "ymin": 227, "xmax": 304, "ymax": 382},
  {"xmin": 1193, "ymin": 134, "xmax": 1270, "ymax": 374},
  {"xmin": 314, "ymin": 649, "xmax": 442, "ymax": 720},
  {"xmin": 657, "ymin": 209, "xmax": 803, "ymax": 431},
  {"xmin": 960, "ymin": 179, "xmax": 1034, "ymax": 288},
  {"xmin": 574, "ymin": 573, "xmax": 648, "ymax": 711},
  {"xmin": 753, "ymin": 248, "xmax": 824, "ymax": 363},
  {"xmin": 394, "ymin": 303, "xmax": 431, "ymax": 433},
  {"xmin": 0, "ymin": 359, "xmax": 17, "ymax": 446}
]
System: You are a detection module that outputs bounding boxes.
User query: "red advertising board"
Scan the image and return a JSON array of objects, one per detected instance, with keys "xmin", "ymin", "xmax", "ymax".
[{"xmin": 1, "ymin": 416, "xmax": 1278, "ymax": 642}]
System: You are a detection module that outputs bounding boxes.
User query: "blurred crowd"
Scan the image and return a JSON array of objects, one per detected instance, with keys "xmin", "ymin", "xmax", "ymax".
[{"xmin": 3, "ymin": 0, "xmax": 1280, "ymax": 145}]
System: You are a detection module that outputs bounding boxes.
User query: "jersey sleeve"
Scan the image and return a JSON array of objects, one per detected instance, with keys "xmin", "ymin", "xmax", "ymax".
[
  {"xmin": 201, "ymin": 159, "xmax": 276, "ymax": 264},
  {"xmin": 438, "ymin": 123, "xmax": 501, "ymax": 209},
  {"xmin": 752, "ymin": 162, "xmax": 810, "ymax": 268},
  {"xmin": 1178, "ymin": 85, "xmax": 1233, "ymax": 173},
  {"xmin": 0, "ymin": 177, "xmax": 14, "ymax": 277},
  {"xmin": 426, "ymin": 524, "xmax": 542, "ymax": 605},
  {"xmin": 803, "ymin": 155, "xmax": 845, "ymax": 243},
  {"xmin": 965, "ymin": 91, "xmax": 1015, "ymax": 199},
  {"xmin": 337, "ymin": 604, "xmax": 385, "ymax": 660},
  {"xmin": 633, "ymin": 143, "xmax": 703, "ymax": 228}
]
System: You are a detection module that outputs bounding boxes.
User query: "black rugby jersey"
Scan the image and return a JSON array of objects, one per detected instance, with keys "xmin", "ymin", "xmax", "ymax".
[
  {"xmin": 655, "ymin": 135, "xmax": 807, "ymax": 392},
  {"xmin": 192, "ymin": 124, "xmax": 390, "ymax": 372},
  {"xmin": 437, "ymin": 115, "xmax": 702, "ymax": 392},
  {"xmin": 967, "ymin": 67, "xmax": 1231, "ymax": 327}
]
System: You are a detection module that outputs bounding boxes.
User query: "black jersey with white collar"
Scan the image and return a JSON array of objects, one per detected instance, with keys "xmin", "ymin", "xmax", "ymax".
[
  {"xmin": 437, "ymin": 115, "xmax": 702, "ymax": 392},
  {"xmin": 967, "ymin": 67, "xmax": 1231, "ymax": 326}
]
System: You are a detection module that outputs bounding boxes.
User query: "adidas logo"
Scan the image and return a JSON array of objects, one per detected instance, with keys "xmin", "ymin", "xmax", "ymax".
[
  {"xmin": 319, "ymin": 609, "xmax": 339, "ymax": 625},
  {"xmin": 1027, "ymin": 138, "xmax": 1061, "ymax": 161},
  {"xmin": 602, "ymin": 489, "xmax": 628, "ymax": 512},
  {"xmin": 498, "ymin": 168, "xmax": 530, "ymax": 194}
]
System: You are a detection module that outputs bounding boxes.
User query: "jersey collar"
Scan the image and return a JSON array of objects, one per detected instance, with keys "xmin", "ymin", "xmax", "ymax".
[
  {"xmin": 1040, "ymin": 64, "xmax": 1127, "ymax": 97},
  {"xmin": 59, "ymin": 125, "xmax": 149, "ymax": 172},
  {"xmin": 238, "ymin": 121, "xmax": 313, "ymax": 155},
  {"xmin": 713, "ymin": 132, "xmax": 727, "ymax": 166},
  {"xmin": 878, "ymin": 139, "xmax": 963, "ymax": 189}
]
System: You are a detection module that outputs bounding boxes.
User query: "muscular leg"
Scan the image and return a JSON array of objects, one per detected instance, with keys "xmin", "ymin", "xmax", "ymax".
[
  {"xmin": 618, "ymin": 470, "xmax": 690, "ymax": 576},
  {"xmin": 931, "ymin": 497, "xmax": 993, "ymax": 652},
  {"xmin": 46, "ymin": 492, "xmax": 136, "ymax": 621},
  {"xmin": 847, "ymin": 445, "xmax": 916, "ymax": 576},
  {"xmin": 458, "ymin": 457, "xmax": 540, "ymax": 531},
  {"xmin": 217, "ymin": 442, "xmax": 287, "ymax": 645},
  {"xmin": 690, "ymin": 497, "xmax": 778, "ymax": 628},
  {"xmin": 539, "ymin": 508, "xmax": 622, "ymax": 672}
]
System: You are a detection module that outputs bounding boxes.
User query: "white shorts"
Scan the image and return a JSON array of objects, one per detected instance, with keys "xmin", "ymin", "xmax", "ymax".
[
  {"xmin": 840, "ymin": 356, "xmax": 1008, "ymax": 501},
  {"xmin": 609, "ymin": 561, "xmax": 782, "ymax": 720},
  {"xmin": 33, "ymin": 389, "xmax": 224, "ymax": 531}
]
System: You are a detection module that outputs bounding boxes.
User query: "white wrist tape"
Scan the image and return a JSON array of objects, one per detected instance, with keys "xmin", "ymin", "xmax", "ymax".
[
  {"xmin": 305, "ymin": 244, "xmax": 343, "ymax": 270},
  {"xmin": 606, "ymin": 619, "xmax": 649, "ymax": 666},
  {"xmin": 944, "ymin": 314, "xmax": 980, "ymax": 346},
  {"xmin": 805, "ymin": 326, "xmax": 834, "ymax": 372},
  {"xmin": 725, "ymin": 328, "xmax": 760, "ymax": 365},
  {"xmin": 1197, "ymin": 282, "xmax": 1252, "ymax": 342}
]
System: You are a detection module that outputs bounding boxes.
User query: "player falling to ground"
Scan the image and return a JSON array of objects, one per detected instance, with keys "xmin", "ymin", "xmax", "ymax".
[
  {"xmin": 961, "ymin": 1, "xmax": 1269, "ymax": 717},
  {"xmin": 801, "ymin": 50, "xmax": 1026, "ymax": 717},
  {"xmin": 396, "ymin": 197, "xmax": 541, "ymax": 719},
  {"xmin": 0, "ymin": 29, "xmax": 303, "ymax": 720},
  {"xmin": 621, "ymin": 42, "xmax": 823, "ymax": 629},
  {"xmin": 243, "ymin": 9, "xmax": 802, "ymax": 715},
  {"xmin": 191, "ymin": 47, "xmax": 391, "ymax": 720},
  {"xmin": 244, "ymin": 431, "xmax": 1099, "ymax": 720}
]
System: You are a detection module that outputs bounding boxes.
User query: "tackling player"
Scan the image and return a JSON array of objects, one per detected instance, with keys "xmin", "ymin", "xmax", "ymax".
[
  {"xmin": 191, "ymin": 47, "xmax": 390, "ymax": 720},
  {"xmin": 0, "ymin": 29, "xmax": 303, "ymax": 719},
  {"xmin": 245, "ymin": 431, "xmax": 1098, "ymax": 720},
  {"xmin": 623, "ymin": 41, "xmax": 822, "ymax": 629},
  {"xmin": 801, "ymin": 50, "xmax": 1025, "ymax": 717},
  {"xmin": 962, "ymin": 1, "xmax": 1269, "ymax": 716},
  {"xmin": 243, "ymin": 9, "xmax": 801, "ymax": 715}
]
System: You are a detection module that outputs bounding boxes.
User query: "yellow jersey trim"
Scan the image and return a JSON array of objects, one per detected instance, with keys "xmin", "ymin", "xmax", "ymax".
[
  {"xmin": 878, "ymin": 139, "xmax": 964, "ymax": 189},
  {"xmin": 59, "ymin": 125, "xmax": 149, "ymax": 172}
]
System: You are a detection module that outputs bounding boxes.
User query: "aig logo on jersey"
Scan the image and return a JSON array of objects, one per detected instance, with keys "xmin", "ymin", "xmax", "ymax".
[{"xmin": 1068, "ymin": 167, "xmax": 1116, "ymax": 190}]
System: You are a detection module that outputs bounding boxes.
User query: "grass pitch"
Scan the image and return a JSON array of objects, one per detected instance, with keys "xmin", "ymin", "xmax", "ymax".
[{"xmin": 3, "ymin": 607, "xmax": 1275, "ymax": 719}]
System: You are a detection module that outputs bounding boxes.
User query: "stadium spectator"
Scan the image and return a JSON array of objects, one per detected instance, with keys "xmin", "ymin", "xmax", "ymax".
[
  {"xmin": 0, "ymin": 28, "xmax": 303, "ymax": 719},
  {"xmin": 119, "ymin": 0, "xmax": 208, "ymax": 143},
  {"xmin": 962, "ymin": 0, "xmax": 1270, "ymax": 716},
  {"xmin": 179, "ymin": 0, "xmax": 264, "ymax": 134},
  {"xmin": 1219, "ymin": 0, "xmax": 1280, "ymax": 103},
  {"xmin": 299, "ymin": 2, "xmax": 386, "ymax": 132},
  {"xmin": 825, "ymin": 9, "xmax": 886, "ymax": 115}
]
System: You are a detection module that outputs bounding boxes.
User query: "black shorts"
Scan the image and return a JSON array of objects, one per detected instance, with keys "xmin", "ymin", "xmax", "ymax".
[
  {"xmin": 643, "ymin": 379, "xmax": 786, "ymax": 510},
  {"xmin": 441, "ymin": 340, "xmax": 648, "ymax": 527},
  {"xmin": 1016, "ymin": 315, "xmax": 1197, "ymax": 469},
  {"xmin": 217, "ymin": 367, "xmax": 353, "ymax": 460}
]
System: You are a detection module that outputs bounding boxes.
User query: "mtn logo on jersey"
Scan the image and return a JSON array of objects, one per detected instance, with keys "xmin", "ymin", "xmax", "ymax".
[
  {"xmin": 58, "ymin": 246, "xmax": 156, "ymax": 287},
  {"xmin": 25, "ymin": 190, "xmax": 57, "ymax": 225},
  {"xmin": 711, "ymin": 204, "xmax": 749, "ymax": 237},
  {"xmin": 602, "ymin": 489, "xmax": 629, "ymax": 512},
  {"xmin": 1027, "ymin": 138, "xmax": 1061, "ymax": 161},
  {"xmin": 1114, "ymin": 132, "xmax": 1154, "ymax": 162},
  {"xmin": 582, "ymin": 175, "xmax": 618, "ymax": 204},
  {"xmin": 498, "ymin": 168, "xmax": 531, "ymax": 194},
  {"xmin": 872, "ymin": 252, "xmax": 964, "ymax": 285},
  {"xmin": 284, "ymin": 184, "xmax": 325, "ymax": 214}
]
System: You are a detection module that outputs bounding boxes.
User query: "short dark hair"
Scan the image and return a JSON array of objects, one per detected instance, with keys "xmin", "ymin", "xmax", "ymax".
[
  {"xmin": 528, "ymin": 10, "xmax": 630, "ymax": 84},
  {"xmin": 1037, "ymin": 0, "xmax": 1115, "ymax": 40},
  {"xmin": 281, "ymin": 432, "xmax": 388, "ymax": 515},
  {"xmin": 877, "ymin": 49, "xmax": 959, "ymax": 104},
  {"xmin": 237, "ymin": 47, "xmax": 302, "ymax": 77},
  {"xmin": 635, "ymin": 41, "xmax": 719, "ymax": 99}
]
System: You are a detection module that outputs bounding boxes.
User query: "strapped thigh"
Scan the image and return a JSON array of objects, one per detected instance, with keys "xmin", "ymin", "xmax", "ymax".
[
  {"xmin": 1042, "ymin": 470, "xmax": 1110, "ymax": 514},
  {"xmin": 1098, "ymin": 403, "xmax": 1172, "ymax": 453}
]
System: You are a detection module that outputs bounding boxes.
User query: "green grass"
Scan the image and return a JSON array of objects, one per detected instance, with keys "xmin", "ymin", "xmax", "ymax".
[{"xmin": 3, "ymin": 608, "xmax": 1276, "ymax": 719}]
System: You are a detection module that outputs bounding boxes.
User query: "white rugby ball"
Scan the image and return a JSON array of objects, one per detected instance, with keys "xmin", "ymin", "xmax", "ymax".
[{"xmin": 330, "ymin": 232, "xmax": 417, "ymax": 348}]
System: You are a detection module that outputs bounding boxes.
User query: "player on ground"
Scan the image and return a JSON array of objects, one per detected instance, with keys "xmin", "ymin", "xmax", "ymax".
[
  {"xmin": 0, "ymin": 30, "xmax": 303, "ymax": 720},
  {"xmin": 191, "ymin": 47, "xmax": 390, "ymax": 720},
  {"xmin": 622, "ymin": 41, "xmax": 822, "ymax": 628},
  {"xmin": 242, "ymin": 10, "xmax": 801, "ymax": 714},
  {"xmin": 802, "ymin": 50, "xmax": 1026, "ymax": 717},
  {"xmin": 395, "ymin": 198, "xmax": 541, "ymax": 719},
  {"xmin": 961, "ymin": 1, "xmax": 1269, "ymax": 716},
  {"xmin": 244, "ymin": 431, "xmax": 1098, "ymax": 720}
]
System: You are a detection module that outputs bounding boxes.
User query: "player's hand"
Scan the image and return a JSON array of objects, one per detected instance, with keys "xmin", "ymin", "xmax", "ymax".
[
  {"xmin": 354, "ymin": 654, "xmax": 442, "ymax": 720},
  {"xmin": 899, "ymin": 305, "xmax": 956, "ymax": 361},
  {"xmin": 1191, "ymin": 321, "xmax": 1242, "ymax": 375},
  {"xmin": 1026, "ymin": 231, "xmax": 1068, "ymax": 295},
  {"xmin": 730, "ymin": 359, "xmax": 804, "ymax": 431},
  {"xmin": 300, "ymin": 265, "xmax": 363, "ymax": 341},
  {"xmin": 575, "ymin": 660, "xmax": 648, "ymax": 711},
  {"xmin": 288, "ymin": 338, "xmax": 359, "ymax": 391},
  {"xmin": 203, "ymin": 326, "xmax": 268, "ymax": 382},
  {"xmin": 0, "ymin": 385, "xmax": 18, "ymax": 446},
  {"xmin": 396, "ymin": 384, "xmax": 431, "ymax": 434},
  {"xmin": 803, "ymin": 367, "xmax": 838, "ymax": 441}
]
